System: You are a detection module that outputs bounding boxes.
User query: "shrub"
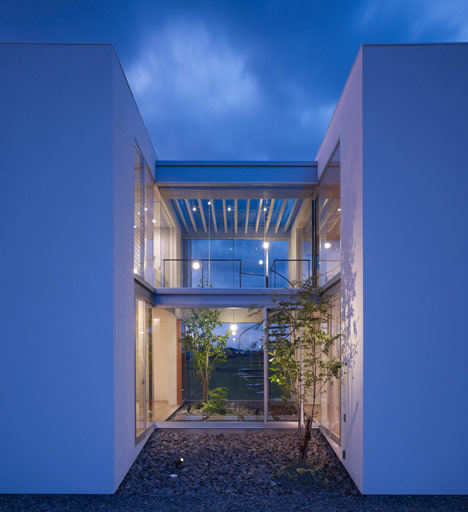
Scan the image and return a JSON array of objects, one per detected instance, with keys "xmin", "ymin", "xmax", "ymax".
[{"xmin": 201, "ymin": 387, "xmax": 228, "ymax": 415}]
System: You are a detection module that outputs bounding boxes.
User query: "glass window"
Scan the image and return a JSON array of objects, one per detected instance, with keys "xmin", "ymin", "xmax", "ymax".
[
  {"xmin": 134, "ymin": 146, "xmax": 145, "ymax": 278},
  {"xmin": 135, "ymin": 298, "xmax": 146, "ymax": 437},
  {"xmin": 318, "ymin": 291, "xmax": 341, "ymax": 440},
  {"xmin": 157, "ymin": 186, "xmax": 315, "ymax": 288},
  {"xmin": 135, "ymin": 297, "xmax": 154, "ymax": 439},
  {"xmin": 318, "ymin": 145, "xmax": 340, "ymax": 286}
]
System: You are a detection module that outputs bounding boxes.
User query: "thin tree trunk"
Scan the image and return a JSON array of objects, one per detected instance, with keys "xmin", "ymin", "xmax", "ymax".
[
  {"xmin": 299, "ymin": 415, "xmax": 312, "ymax": 465},
  {"xmin": 299, "ymin": 379, "xmax": 316, "ymax": 465},
  {"xmin": 203, "ymin": 351, "xmax": 210, "ymax": 402}
]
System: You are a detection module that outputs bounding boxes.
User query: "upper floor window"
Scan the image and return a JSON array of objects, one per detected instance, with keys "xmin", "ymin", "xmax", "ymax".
[{"xmin": 318, "ymin": 145, "xmax": 340, "ymax": 286}]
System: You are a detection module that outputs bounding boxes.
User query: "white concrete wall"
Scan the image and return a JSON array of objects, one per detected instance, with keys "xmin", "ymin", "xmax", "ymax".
[
  {"xmin": 361, "ymin": 43, "xmax": 468, "ymax": 494},
  {"xmin": 315, "ymin": 49, "xmax": 364, "ymax": 491},
  {"xmin": 0, "ymin": 43, "xmax": 115, "ymax": 493},
  {"xmin": 112, "ymin": 51, "xmax": 157, "ymax": 491},
  {"xmin": 0, "ymin": 43, "xmax": 158, "ymax": 494}
]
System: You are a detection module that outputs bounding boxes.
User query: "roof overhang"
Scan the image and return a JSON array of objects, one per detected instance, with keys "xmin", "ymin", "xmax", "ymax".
[{"xmin": 155, "ymin": 161, "xmax": 318, "ymax": 185}]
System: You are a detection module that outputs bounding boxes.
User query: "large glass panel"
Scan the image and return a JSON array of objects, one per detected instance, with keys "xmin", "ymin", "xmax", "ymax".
[
  {"xmin": 134, "ymin": 146, "xmax": 145, "ymax": 278},
  {"xmin": 145, "ymin": 303, "xmax": 153, "ymax": 425},
  {"xmin": 318, "ymin": 145, "xmax": 340, "ymax": 286},
  {"xmin": 144, "ymin": 170, "xmax": 154, "ymax": 285},
  {"xmin": 156, "ymin": 184, "xmax": 315, "ymax": 288},
  {"xmin": 169, "ymin": 308, "xmax": 265, "ymax": 421},
  {"xmin": 135, "ymin": 298, "xmax": 146, "ymax": 437},
  {"xmin": 329, "ymin": 293, "xmax": 341, "ymax": 439},
  {"xmin": 267, "ymin": 308, "xmax": 298, "ymax": 421}
]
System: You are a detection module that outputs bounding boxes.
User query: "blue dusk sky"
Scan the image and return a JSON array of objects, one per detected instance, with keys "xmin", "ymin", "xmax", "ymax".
[{"xmin": 1, "ymin": 0, "xmax": 467, "ymax": 160}]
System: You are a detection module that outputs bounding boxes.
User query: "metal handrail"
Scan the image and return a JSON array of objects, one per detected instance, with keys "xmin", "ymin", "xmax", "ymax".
[
  {"xmin": 163, "ymin": 258, "xmax": 242, "ymax": 287},
  {"xmin": 270, "ymin": 259, "xmax": 312, "ymax": 288},
  {"xmin": 162, "ymin": 257, "xmax": 316, "ymax": 289}
]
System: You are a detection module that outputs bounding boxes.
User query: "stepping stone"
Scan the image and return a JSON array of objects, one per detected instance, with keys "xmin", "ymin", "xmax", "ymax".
[
  {"xmin": 207, "ymin": 415, "xmax": 239, "ymax": 421},
  {"xmin": 176, "ymin": 415, "xmax": 204, "ymax": 421}
]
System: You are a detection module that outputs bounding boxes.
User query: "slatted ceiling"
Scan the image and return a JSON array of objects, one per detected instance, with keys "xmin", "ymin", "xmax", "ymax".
[{"xmin": 167, "ymin": 195, "xmax": 307, "ymax": 237}]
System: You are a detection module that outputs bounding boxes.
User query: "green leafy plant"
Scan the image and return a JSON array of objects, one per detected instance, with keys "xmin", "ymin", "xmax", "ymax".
[
  {"xmin": 201, "ymin": 386, "xmax": 228, "ymax": 415},
  {"xmin": 268, "ymin": 277, "xmax": 341, "ymax": 465},
  {"xmin": 179, "ymin": 308, "xmax": 230, "ymax": 403}
]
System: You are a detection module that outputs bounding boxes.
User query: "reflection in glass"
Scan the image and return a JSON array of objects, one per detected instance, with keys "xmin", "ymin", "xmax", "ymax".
[
  {"xmin": 173, "ymin": 308, "xmax": 265, "ymax": 421},
  {"xmin": 318, "ymin": 146, "xmax": 340, "ymax": 285},
  {"xmin": 135, "ymin": 299, "xmax": 146, "ymax": 437}
]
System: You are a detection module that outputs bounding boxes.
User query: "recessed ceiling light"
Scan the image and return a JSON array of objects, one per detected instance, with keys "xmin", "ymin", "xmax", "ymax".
[
  {"xmin": 263, "ymin": 207, "xmax": 267, "ymax": 211},
  {"xmin": 227, "ymin": 206, "xmax": 232, "ymax": 212},
  {"xmin": 324, "ymin": 241, "xmax": 332, "ymax": 249},
  {"xmin": 192, "ymin": 206, "xmax": 197, "ymax": 211},
  {"xmin": 259, "ymin": 259, "xmax": 264, "ymax": 265},
  {"xmin": 208, "ymin": 201, "xmax": 211, "ymax": 205},
  {"xmin": 230, "ymin": 324, "xmax": 238, "ymax": 332},
  {"xmin": 262, "ymin": 241, "xmax": 270, "ymax": 249},
  {"xmin": 337, "ymin": 208, "xmax": 341, "ymax": 212},
  {"xmin": 192, "ymin": 261, "xmax": 200, "ymax": 270}
]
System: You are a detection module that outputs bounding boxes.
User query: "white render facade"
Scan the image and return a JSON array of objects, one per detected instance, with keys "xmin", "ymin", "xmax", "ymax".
[{"xmin": 0, "ymin": 42, "xmax": 467, "ymax": 495}]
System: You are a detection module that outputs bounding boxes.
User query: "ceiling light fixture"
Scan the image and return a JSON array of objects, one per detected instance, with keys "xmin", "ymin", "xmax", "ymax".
[
  {"xmin": 262, "ymin": 241, "xmax": 270, "ymax": 249},
  {"xmin": 192, "ymin": 261, "xmax": 200, "ymax": 270},
  {"xmin": 324, "ymin": 241, "xmax": 332, "ymax": 249}
]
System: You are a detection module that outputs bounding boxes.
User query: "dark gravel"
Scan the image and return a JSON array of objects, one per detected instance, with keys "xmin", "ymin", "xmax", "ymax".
[{"xmin": 1, "ymin": 429, "xmax": 468, "ymax": 511}]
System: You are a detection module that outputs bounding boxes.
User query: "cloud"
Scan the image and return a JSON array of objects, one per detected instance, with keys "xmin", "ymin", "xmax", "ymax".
[
  {"xmin": 357, "ymin": 0, "xmax": 468, "ymax": 41},
  {"xmin": 124, "ymin": 19, "xmax": 338, "ymax": 160},
  {"xmin": 127, "ymin": 22, "xmax": 259, "ymax": 120}
]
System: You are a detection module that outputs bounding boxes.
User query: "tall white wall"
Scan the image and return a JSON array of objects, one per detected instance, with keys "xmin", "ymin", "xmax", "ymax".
[
  {"xmin": 0, "ymin": 43, "xmax": 158, "ymax": 494},
  {"xmin": 315, "ymin": 49, "xmax": 364, "ymax": 491},
  {"xmin": 362, "ymin": 43, "xmax": 468, "ymax": 494},
  {"xmin": 112, "ymin": 51, "xmax": 157, "ymax": 491},
  {"xmin": 0, "ymin": 43, "xmax": 115, "ymax": 493}
]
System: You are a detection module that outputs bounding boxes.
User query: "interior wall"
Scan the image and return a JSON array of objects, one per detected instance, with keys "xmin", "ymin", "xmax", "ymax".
[
  {"xmin": 315, "ymin": 48, "xmax": 364, "ymax": 492},
  {"xmin": 153, "ymin": 308, "xmax": 179, "ymax": 405},
  {"xmin": 0, "ymin": 43, "xmax": 115, "ymax": 493},
  {"xmin": 362, "ymin": 43, "xmax": 468, "ymax": 494}
]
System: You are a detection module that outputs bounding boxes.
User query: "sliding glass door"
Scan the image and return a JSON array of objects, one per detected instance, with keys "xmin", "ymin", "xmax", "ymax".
[{"xmin": 135, "ymin": 297, "xmax": 153, "ymax": 439}]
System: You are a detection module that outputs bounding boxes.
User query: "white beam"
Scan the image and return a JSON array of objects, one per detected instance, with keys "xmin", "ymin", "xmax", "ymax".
[
  {"xmin": 222, "ymin": 199, "xmax": 228, "ymax": 233},
  {"xmin": 173, "ymin": 199, "xmax": 188, "ymax": 231},
  {"xmin": 275, "ymin": 199, "xmax": 287, "ymax": 234},
  {"xmin": 264, "ymin": 199, "xmax": 275, "ymax": 234},
  {"xmin": 255, "ymin": 199, "xmax": 263, "ymax": 234},
  {"xmin": 185, "ymin": 199, "xmax": 198, "ymax": 233},
  {"xmin": 197, "ymin": 198, "xmax": 207, "ymax": 233},
  {"xmin": 210, "ymin": 199, "xmax": 218, "ymax": 233},
  {"xmin": 245, "ymin": 199, "xmax": 250, "ymax": 234}
]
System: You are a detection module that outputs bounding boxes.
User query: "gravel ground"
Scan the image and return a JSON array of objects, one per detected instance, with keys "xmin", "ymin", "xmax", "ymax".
[{"xmin": 1, "ymin": 429, "xmax": 468, "ymax": 512}]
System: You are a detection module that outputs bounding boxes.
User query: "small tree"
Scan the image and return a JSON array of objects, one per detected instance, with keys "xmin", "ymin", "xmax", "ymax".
[
  {"xmin": 180, "ymin": 308, "xmax": 230, "ymax": 403},
  {"xmin": 268, "ymin": 277, "xmax": 341, "ymax": 465}
]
